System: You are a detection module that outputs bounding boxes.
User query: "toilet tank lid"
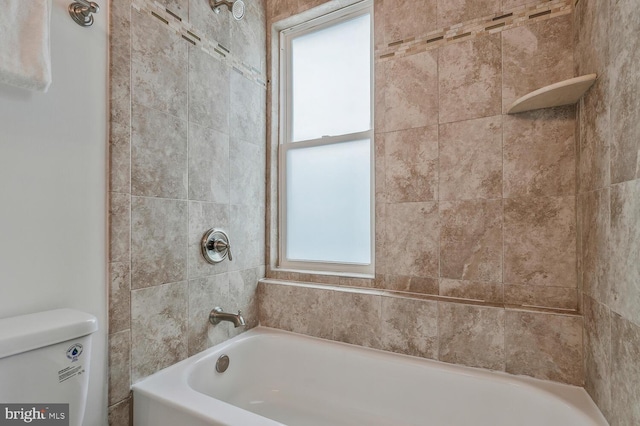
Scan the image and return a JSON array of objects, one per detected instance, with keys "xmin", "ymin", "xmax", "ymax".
[{"xmin": 0, "ymin": 309, "xmax": 98, "ymax": 359}]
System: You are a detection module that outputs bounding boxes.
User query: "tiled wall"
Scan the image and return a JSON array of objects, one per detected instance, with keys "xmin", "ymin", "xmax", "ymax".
[
  {"xmin": 575, "ymin": 0, "xmax": 640, "ymax": 424},
  {"xmin": 263, "ymin": 0, "xmax": 584, "ymax": 385},
  {"xmin": 107, "ymin": 0, "xmax": 266, "ymax": 424}
]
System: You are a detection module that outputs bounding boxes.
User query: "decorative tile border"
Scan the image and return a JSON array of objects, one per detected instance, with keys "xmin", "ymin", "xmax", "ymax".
[
  {"xmin": 376, "ymin": 0, "xmax": 573, "ymax": 62},
  {"xmin": 132, "ymin": 0, "xmax": 267, "ymax": 88}
]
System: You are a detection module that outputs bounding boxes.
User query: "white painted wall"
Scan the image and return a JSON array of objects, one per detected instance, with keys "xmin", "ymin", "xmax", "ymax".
[{"xmin": 0, "ymin": 0, "xmax": 108, "ymax": 424}]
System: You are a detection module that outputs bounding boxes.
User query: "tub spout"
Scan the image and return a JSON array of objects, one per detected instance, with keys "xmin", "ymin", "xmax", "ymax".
[{"xmin": 209, "ymin": 307, "xmax": 246, "ymax": 328}]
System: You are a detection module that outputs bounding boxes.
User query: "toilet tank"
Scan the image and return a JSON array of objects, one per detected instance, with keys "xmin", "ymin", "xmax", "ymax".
[{"xmin": 0, "ymin": 309, "xmax": 98, "ymax": 426}]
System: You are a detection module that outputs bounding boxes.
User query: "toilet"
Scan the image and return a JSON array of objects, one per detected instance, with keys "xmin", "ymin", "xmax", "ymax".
[{"xmin": 0, "ymin": 309, "xmax": 98, "ymax": 426}]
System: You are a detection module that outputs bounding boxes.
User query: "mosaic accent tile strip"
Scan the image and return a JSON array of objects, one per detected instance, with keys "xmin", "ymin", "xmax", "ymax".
[
  {"xmin": 132, "ymin": 0, "xmax": 267, "ymax": 88},
  {"xmin": 376, "ymin": 0, "xmax": 573, "ymax": 62}
]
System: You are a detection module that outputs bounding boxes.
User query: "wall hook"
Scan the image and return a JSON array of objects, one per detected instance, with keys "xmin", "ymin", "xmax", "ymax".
[{"xmin": 69, "ymin": 0, "xmax": 100, "ymax": 27}]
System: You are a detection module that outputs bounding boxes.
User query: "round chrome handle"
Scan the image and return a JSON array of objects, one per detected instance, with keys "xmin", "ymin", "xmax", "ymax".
[{"xmin": 201, "ymin": 229, "xmax": 232, "ymax": 264}]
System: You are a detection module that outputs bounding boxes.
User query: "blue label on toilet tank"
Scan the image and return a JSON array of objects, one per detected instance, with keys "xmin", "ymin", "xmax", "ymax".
[
  {"xmin": 0, "ymin": 404, "xmax": 68, "ymax": 425},
  {"xmin": 65, "ymin": 344, "xmax": 82, "ymax": 362}
]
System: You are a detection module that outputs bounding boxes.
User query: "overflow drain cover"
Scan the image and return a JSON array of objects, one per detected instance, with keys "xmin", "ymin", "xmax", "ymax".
[{"xmin": 216, "ymin": 354, "xmax": 230, "ymax": 373}]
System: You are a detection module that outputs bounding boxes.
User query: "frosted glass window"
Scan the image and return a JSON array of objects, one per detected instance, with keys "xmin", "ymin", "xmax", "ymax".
[
  {"xmin": 290, "ymin": 13, "xmax": 371, "ymax": 142},
  {"xmin": 286, "ymin": 140, "xmax": 371, "ymax": 264}
]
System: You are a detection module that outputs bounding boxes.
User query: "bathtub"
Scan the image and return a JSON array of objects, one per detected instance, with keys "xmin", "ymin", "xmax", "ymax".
[{"xmin": 132, "ymin": 327, "xmax": 608, "ymax": 426}]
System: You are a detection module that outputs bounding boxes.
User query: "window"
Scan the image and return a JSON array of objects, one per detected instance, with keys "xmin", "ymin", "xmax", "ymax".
[{"xmin": 279, "ymin": 1, "xmax": 374, "ymax": 275}]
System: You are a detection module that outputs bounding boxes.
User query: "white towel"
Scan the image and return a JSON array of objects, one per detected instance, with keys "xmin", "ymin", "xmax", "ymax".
[{"xmin": 0, "ymin": 0, "xmax": 52, "ymax": 92}]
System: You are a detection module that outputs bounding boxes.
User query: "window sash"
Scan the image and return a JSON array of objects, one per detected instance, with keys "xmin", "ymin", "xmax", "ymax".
[{"xmin": 278, "ymin": 1, "xmax": 374, "ymax": 276}]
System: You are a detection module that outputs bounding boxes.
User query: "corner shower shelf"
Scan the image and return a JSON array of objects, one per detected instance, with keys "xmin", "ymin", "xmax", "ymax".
[{"xmin": 507, "ymin": 74, "xmax": 598, "ymax": 114}]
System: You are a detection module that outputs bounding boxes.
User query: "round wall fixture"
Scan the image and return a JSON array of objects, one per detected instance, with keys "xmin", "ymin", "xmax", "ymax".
[{"xmin": 201, "ymin": 228, "xmax": 233, "ymax": 264}]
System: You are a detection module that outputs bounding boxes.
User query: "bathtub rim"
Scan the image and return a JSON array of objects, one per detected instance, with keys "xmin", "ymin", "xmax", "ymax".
[{"xmin": 132, "ymin": 326, "xmax": 608, "ymax": 426}]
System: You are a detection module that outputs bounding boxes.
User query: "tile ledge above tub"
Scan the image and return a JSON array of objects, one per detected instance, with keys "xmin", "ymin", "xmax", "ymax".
[{"xmin": 258, "ymin": 279, "xmax": 582, "ymax": 317}]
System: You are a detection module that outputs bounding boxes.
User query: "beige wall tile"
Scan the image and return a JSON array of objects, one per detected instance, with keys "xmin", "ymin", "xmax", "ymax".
[
  {"xmin": 229, "ymin": 203, "xmax": 266, "ymax": 271},
  {"xmin": 188, "ymin": 201, "xmax": 229, "ymax": 278},
  {"xmin": 230, "ymin": 71, "xmax": 266, "ymax": 144},
  {"xmin": 438, "ymin": 303, "xmax": 505, "ymax": 370},
  {"xmin": 189, "ymin": 0, "xmax": 230, "ymax": 48},
  {"xmin": 440, "ymin": 200, "xmax": 503, "ymax": 282},
  {"xmin": 230, "ymin": 138, "xmax": 267, "ymax": 206},
  {"xmin": 439, "ymin": 278, "xmax": 503, "ymax": 304},
  {"xmin": 503, "ymin": 106, "xmax": 576, "ymax": 198},
  {"xmin": 188, "ymin": 123, "xmax": 230, "ymax": 204},
  {"xmin": 188, "ymin": 47, "xmax": 230, "ymax": 134},
  {"xmin": 504, "ymin": 196, "xmax": 576, "ymax": 288},
  {"xmin": 505, "ymin": 310, "xmax": 583, "ymax": 385},
  {"xmin": 384, "ymin": 126, "xmax": 438, "ymax": 202},
  {"xmin": 131, "ymin": 10, "xmax": 188, "ymax": 120},
  {"xmin": 610, "ymin": 312, "xmax": 640, "ymax": 425},
  {"xmin": 108, "ymin": 398, "xmax": 131, "ymax": 426},
  {"xmin": 437, "ymin": 0, "xmax": 501, "ymax": 28},
  {"xmin": 380, "ymin": 296, "xmax": 438, "ymax": 358},
  {"xmin": 439, "ymin": 34, "xmax": 502, "ymax": 124},
  {"xmin": 381, "ymin": 275, "xmax": 439, "ymax": 295},
  {"xmin": 188, "ymin": 275, "xmax": 230, "ymax": 356},
  {"xmin": 131, "ymin": 282, "xmax": 189, "ymax": 383},
  {"xmin": 333, "ymin": 291, "xmax": 382, "ymax": 349},
  {"xmin": 579, "ymin": 188, "xmax": 610, "ymax": 304},
  {"xmin": 110, "ymin": 262, "xmax": 131, "ymax": 334},
  {"xmin": 609, "ymin": 0, "xmax": 640, "ymax": 184},
  {"xmin": 131, "ymin": 197, "xmax": 188, "ymax": 289},
  {"xmin": 578, "ymin": 77, "xmax": 610, "ymax": 192},
  {"xmin": 384, "ymin": 202, "xmax": 439, "ymax": 278},
  {"xmin": 228, "ymin": 267, "xmax": 265, "ymax": 335},
  {"xmin": 131, "ymin": 105, "xmax": 188, "ymax": 199},
  {"xmin": 583, "ymin": 295, "xmax": 612, "ymax": 420},
  {"xmin": 108, "ymin": 330, "xmax": 131, "ymax": 406},
  {"xmin": 439, "ymin": 116, "xmax": 502, "ymax": 201},
  {"xmin": 109, "ymin": 192, "xmax": 130, "ymax": 263},
  {"xmin": 382, "ymin": 0, "xmax": 437, "ymax": 44},
  {"xmin": 502, "ymin": 15, "xmax": 574, "ymax": 112},
  {"xmin": 379, "ymin": 51, "xmax": 438, "ymax": 133},
  {"xmin": 504, "ymin": 285, "xmax": 577, "ymax": 310},
  {"xmin": 609, "ymin": 179, "xmax": 640, "ymax": 326}
]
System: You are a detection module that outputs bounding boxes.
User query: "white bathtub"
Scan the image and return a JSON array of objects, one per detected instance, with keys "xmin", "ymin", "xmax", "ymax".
[{"xmin": 132, "ymin": 327, "xmax": 608, "ymax": 426}]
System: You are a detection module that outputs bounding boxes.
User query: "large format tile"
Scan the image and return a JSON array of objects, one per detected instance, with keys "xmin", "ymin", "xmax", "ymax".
[
  {"xmin": 188, "ymin": 201, "xmax": 229, "ymax": 278},
  {"xmin": 505, "ymin": 310, "xmax": 583, "ymax": 385},
  {"xmin": 230, "ymin": 139, "xmax": 266, "ymax": 206},
  {"xmin": 580, "ymin": 188, "xmax": 610, "ymax": 304},
  {"xmin": 188, "ymin": 274, "xmax": 230, "ymax": 356},
  {"xmin": 384, "ymin": 126, "xmax": 438, "ymax": 202},
  {"xmin": 109, "ymin": 262, "xmax": 131, "ymax": 334},
  {"xmin": 504, "ymin": 196, "xmax": 576, "ymax": 288},
  {"xmin": 131, "ymin": 105, "xmax": 188, "ymax": 198},
  {"xmin": 380, "ymin": 296, "xmax": 438, "ymax": 359},
  {"xmin": 437, "ymin": 0, "xmax": 501, "ymax": 28},
  {"xmin": 188, "ymin": 47, "xmax": 230, "ymax": 134},
  {"xmin": 381, "ymin": 275, "xmax": 439, "ymax": 296},
  {"xmin": 108, "ymin": 398, "xmax": 131, "ymax": 426},
  {"xmin": 438, "ymin": 303, "xmax": 505, "ymax": 371},
  {"xmin": 108, "ymin": 330, "xmax": 130, "ymax": 406},
  {"xmin": 583, "ymin": 296, "xmax": 612, "ymax": 420},
  {"xmin": 230, "ymin": 71, "xmax": 266, "ymax": 145},
  {"xmin": 578, "ymin": 76, "xmax": 610, "ymax": 192},
  {"xmin": 504, "ymin": 285, "xmax": 577, "ymax": 310},
  {"xmin": 503, "ymin": 106, "xmax": 576, "ymax": 198},
  {"xmin": 231, "ymin": 0, "xmax": 266, "ymax": 74},
  {"xmin": 502, "ymin": 15, "xmax": 574, "ymax": 112},
  {"xmin": 229, "ymin": 203, "xmax": 266, "ymax": 272},
  {"xmin": 228, "ymin": 266, "xmax": 264, "ymax": 336},
  {"xmin": 384, "ymin": 202, "xmax": 439, "ymax": 278},
  {"xmin": 189, "ymin": 0, "xmax": 230, "ymax": 49},
  {"xmin": 259, "ymin": 282, "xmax": 334, "ymax": 340},
  {"xmin": 188, "ymin": 122, "xmax": 229, "ymax": 204},
  {"xmin": 109, "ymin": 192, "xmax": 130, "ymax": 263},
  {"xmin": 382, "ymin": 0, "xmax": 437, "ymax": 44},
  {"xmin": 438, "ymin": 34, "xmax": 502, "ymax": 124},
  {"xmin": 379, "ymin": 51, "xmax": 438, "ymax": 133},
  {"xmin": 332, "ymin": 291, "xmax": 382, "ymax": 349},
  {"xmin": 440, "ymin": 200, "xmax": 502, "ymax": 282},
  {"xmin": 131, "ymin": 197, "xmax": 188, "ymax": 289},
  {"xmin": 439, "ymin": 279, "xmax": 503, "ymax": 304},
  {"xmin": 609, "ymin": 0, "xmax": 640, "ymax": 183},
  {"xmin": 610, "ymin": 313, "xmax": 640, "ymax": 425},
  {"xmin": 131, "ymin": 282, "xmax": 188, "ymax": 382},
  {"xmin": 131, "ymin": 10, "xmax": 188, "ymax": 120},
  {"xmin": 609, "ymin": 179, "xmax": 640, "ymax": 325},
  {"xmin": 439, "ymin": 116, "xmax": 502, "ymax": 201}
]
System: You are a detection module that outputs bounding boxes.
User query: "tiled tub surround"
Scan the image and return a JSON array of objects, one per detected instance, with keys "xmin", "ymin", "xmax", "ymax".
[
  {"xmin": 107, "ymin": 0, "xmax": 267, "ymax": 424},
  {"xmin": 575, "ymin": 0, "xmax": 640, "ymax": 424},
  {"xmin": 267, "ymin": 0, "xmax": 579, "ymax": 313}
]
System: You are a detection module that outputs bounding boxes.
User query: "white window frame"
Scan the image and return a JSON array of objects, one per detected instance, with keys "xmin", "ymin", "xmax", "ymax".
[{"xmin": 278, "ymin": 0, "xmax": 374, "ymax": 276}]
